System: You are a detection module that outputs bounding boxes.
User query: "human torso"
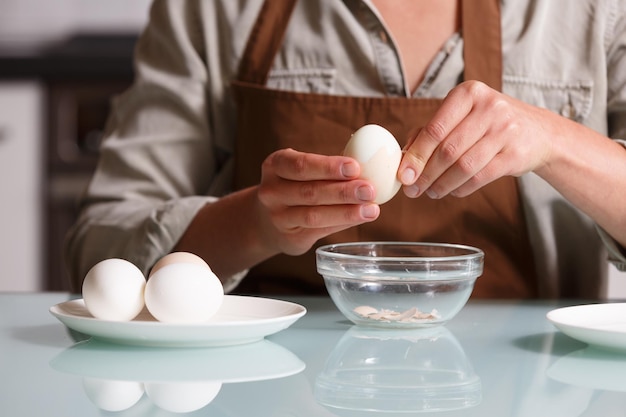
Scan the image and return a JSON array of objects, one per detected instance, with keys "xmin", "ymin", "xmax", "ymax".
[
  {"xmin": 75, "ymin": 0, "xmax": 622, "ymax": 296},
  {"xmin": 370, "ymin": 0, "xmax": 460, "ymax": 94},
  {"xmin": 230, "ymin": 0, "xmax": 539, "ymax": 297},
  {"xmin": 138, "ymin": 0, "xmax": 619, "ymax": 297}
]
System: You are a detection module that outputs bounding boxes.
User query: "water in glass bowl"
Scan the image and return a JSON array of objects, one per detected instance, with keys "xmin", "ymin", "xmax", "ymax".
[{"xmin": 324, "ymin": 273, "xmax": 476, "ymax": 328}]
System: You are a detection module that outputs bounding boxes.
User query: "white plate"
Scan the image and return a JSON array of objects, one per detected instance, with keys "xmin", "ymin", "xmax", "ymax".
[
  {"xmin": 547, "ymin": 303, "xmax": 626, "ymax": 351},
  {"xmin": 50, "ymin": 295, "xmax": 306, "ymax": 347}
]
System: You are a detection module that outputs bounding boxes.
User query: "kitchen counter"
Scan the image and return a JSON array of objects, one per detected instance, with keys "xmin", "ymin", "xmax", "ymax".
[{"xmin": 3, "ymin": 292, "xmax": 626, "ymax": 416}]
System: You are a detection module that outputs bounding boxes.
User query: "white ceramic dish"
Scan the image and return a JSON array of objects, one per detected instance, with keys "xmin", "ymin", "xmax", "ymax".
[
  {"xmin": 547, "ymin": 303, "xmax": 626, "ymax": 351},
  {"xmin": 50, "ymin": 295, "xmax": 306, "ymax": 347}
]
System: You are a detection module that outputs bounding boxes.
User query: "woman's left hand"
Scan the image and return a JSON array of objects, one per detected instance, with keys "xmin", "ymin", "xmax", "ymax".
[{"xmin": 398, "ymin": 80, "xmax": 555, "ymax": 199}]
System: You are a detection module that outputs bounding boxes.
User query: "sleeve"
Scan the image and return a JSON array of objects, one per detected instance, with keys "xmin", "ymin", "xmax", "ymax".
[
  {"xmin": 64, "ymin": 0, "xmax": 242, "ymax": 292},
  {"xmin": 602, "ymin": 0, "xmax": 626, "ymax": 270}
]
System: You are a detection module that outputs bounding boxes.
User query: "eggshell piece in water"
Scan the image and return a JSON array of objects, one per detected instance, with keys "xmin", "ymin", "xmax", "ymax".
[
  {"xmin": 144, "ymin": 263, "xmax": 224, "ymax": 323},
  {"xmin": 149, "ymin": 252, "xmax": 210, "ymax": 277},
  {"xmin": 343, "ymin": 124, "xmax": 402, "ymax": 204},
  {"xmin": 82, "ymin": 258, "xmax": 146, "ymax": 322}
]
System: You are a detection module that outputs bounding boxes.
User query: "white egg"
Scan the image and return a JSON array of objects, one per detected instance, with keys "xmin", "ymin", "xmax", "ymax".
[
  {"xmin": 82, "ymin": 258, "xmax": 146, "ymax": 321},
  {"xmin": 82, "ymin": 378, "xmax": 144, "ymax": 412},
  {"xmin": 145, "ymin": 381, "xmax": 222, "ymax": 413},
  {"xmin": 149, "ymin": 252, "xmax": 210, "ymax": 277},
  {"xmin": 343, "ymin": 124, "xmax": 402, "ymax": 204},
  {"xmin": 144, "ymin": 263, "xmax": 224, "ymax": 323}
]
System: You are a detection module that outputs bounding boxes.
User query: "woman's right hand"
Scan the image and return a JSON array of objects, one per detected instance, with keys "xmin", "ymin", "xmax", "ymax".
[{"xmin": 255, "ymin": 148, "xmax": 380, "ymax": 256}]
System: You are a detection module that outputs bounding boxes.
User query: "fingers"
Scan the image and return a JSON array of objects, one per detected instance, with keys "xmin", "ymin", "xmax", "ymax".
[
  {"xmin": 265, "ymin": 148, "xmax": 360, "ymax": 181},
  {"xmin": 399, "ymin": 83, "xmax": 477, "ymax": 188},
  {"xmin": 449, "ymin": 152, "xmax": 509, "ymax": 197},
  {"xmin": 265, "ymin": 178, "xmax": 376, "ymax": 206},
  {"xmin": 274, "ymin": 203, "xmax": 380, "ymax": 231},
  {"xmin": 399, "ymin": 81, "xmax": 516, "ymax": 199},
  {"xmin": 260, "ymin": 148, "xmax": 377, "ymax": 206},
  {"xmin": 257, "ymin": 148, "xmax": 381, "ymax": 255},
  {"xmin": 415, "ymin": 113, "xmax": 497, "ymax": 198}
]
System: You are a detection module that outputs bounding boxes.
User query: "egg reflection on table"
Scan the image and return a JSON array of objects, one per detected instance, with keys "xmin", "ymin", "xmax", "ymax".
[
  {"xmin": 50, "ymin": 339, "xmax": 306, "ymax": 415},
  {"xmin": 82, "ymin": 258, "xmax": 146, "ymax": 322},
  {"xmin": 82, "ymin": 377, "xmax": 144, "ymax": 412},
  {"xmin": 343, "ymin": 124, "xmax": 403, "ymax": 204},
  {"xmin": 145, "ymin": 381, "xmax": 223, "ymax": 413}
]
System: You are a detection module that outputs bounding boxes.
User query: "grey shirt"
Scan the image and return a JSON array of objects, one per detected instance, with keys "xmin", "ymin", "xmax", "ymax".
[{"xmin": 65, "ymin": 0, "xmax": 626, "ymax": 296}]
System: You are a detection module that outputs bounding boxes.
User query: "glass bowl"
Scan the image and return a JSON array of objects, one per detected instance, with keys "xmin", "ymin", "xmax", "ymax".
[{"xmin": 315, "ymin": 242, "xmax": 484, "ymax": 328}]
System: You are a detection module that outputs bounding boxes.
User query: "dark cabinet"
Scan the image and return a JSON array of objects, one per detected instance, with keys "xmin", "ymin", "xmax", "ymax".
[
  {"xmin": 45, "ymin": 80, "xmax": 131, "ymax": 290},
  {"xmin": 0, "ymin": 34, "xmax": 139, "ymax": 290}
]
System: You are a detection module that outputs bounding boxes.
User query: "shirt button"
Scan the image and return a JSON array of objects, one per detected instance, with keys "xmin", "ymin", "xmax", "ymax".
[{"xmin": 560, "ymin": 103, "xmax": 576, "ymax": 119}]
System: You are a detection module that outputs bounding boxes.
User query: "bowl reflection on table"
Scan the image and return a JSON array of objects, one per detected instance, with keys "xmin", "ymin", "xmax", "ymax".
[
  {"xmin": 316, "ymin": 242, "xmax": 484, "ymax": 328},
  {"xmin": 314, "ymin": 326, "xmax": 481, "ymax": 414},
  {"xmin": 50, "ymin": 339, "xmax": 305, "ymax": 414}
]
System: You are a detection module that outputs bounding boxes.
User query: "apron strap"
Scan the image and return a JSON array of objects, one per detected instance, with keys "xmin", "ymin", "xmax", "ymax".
[
  {"xmin": 237, "ymin": 0, "xmax": 298, "ymax": 84},
  {"xmin": 461, "ymin": 0, "xmax": 503, "ymax": 91}
]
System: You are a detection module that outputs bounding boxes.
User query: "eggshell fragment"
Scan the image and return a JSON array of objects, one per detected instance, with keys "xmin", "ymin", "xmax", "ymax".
[
  {"xmin": 149, "ymin": 252, "xmax": 210, "ymax": 277},
  {"xmin": 144, "ymin": 263, "xmax": 224, "ymax": 323},
  {"xmin": 343, "ymin": 124, "xmax": 402, "ymax": 204},
  {"xmin": 82, "ymin": 258, "xmax": 146, "ymax": 322}
]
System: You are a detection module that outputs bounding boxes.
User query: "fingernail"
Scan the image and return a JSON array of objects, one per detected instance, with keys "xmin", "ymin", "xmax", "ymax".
[
  {"xmin": 342, "ymin": 162, "xmax": 359, "ymax": 178},
  {"xmin": 426, "ymin": 189, "xmax": 439, "ymax": 199},
  {"xmin": 361, "ymin": 204, "xmax": 380, "ymax": 219},
  {"xmin": 400, "ymin": 168, "xmax": 417, "ymax": 185},
  {"xmin": 356, "ymin": 185, "xmax": 374, "ymax": 201},
  {"xmin": 404, "ymin": 184, "xmax": 420, "ymax": 198}
]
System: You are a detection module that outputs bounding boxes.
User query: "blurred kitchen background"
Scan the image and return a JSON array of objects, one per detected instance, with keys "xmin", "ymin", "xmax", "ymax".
[
  {"xmin": 1, "ymin": 0, "xmax": 624, "ymax": 297},
  {"xmin": 0, "ymin": 0, "xmax": 151, "ymax": 292}
]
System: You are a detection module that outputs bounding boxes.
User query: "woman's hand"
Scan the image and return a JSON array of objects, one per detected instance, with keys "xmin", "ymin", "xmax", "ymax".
[
  {"xmin": 174, "ymin": 148, "xmax": 379, "ymax": 280},
  {"xmin": 255, "ymin": 148, "xmax": 380, "ymax": 256},
  {"xmin": 398, "ymin": 80, "xmax": 554, "ymax": 199}
]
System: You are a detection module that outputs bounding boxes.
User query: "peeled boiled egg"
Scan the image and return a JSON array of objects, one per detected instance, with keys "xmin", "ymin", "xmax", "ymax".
[
  {"xmin": 82, "ymin": 258, "xmax": 146, "ymax": 321},
  {"xmin": 149, "ymin": 252, "xmax": 210, "ymax": 277},
  {"xmin": 343, "ymin": 124, "xmax": 402, "ymax": 204},
  {"xmin": 144, "ymin": 263, "xmax": 224, "ymax": 323}
]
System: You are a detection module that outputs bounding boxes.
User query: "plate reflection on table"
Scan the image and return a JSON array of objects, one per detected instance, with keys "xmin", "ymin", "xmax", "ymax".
[
  {"xmin": 315, "ymin": 326, "xmax": 481, "ymax": 414},
  {"xmin": 547, "ymin": 346, "xmax": 626, "ymax": 391},
  {"xmin": 50, "ymin": 339, "xmax": 305, "ymax": 413}
]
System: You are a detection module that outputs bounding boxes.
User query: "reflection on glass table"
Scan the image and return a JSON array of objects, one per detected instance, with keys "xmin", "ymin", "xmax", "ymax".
[
  {"xmin": 50, "ymin": 339, "xmax": 305, "ymax": 414},
  {"xmin": 548, "ymin": 346, "xmax": 626, "ymax": 392},
  {"xmin": 315, "ymin": 326, "xmax": 481, "ymax": 414}
]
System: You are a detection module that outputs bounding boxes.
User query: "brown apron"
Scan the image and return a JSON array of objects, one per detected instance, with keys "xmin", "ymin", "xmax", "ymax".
[{"xmin": 231, "ymin": 0, "xmax": 537, "ymax": 298}]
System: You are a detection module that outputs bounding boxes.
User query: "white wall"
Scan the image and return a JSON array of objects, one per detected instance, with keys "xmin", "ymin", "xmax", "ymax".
[
  {"xmin": 607, "ymin": 265, "xmax": 626, "ymax": 300},
  {"xmin": 0, "ymin": 1, "xmax": 151, "ymax": 291},
  {"xmin": 0, "ymin": 81, "xmax": 44, "ymax": 291},
  {"xmin": 0, "ymin": 0, "xmax": 152, "ymax": 47}
]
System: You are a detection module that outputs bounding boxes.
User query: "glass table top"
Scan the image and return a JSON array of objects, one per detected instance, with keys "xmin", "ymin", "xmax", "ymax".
[{"xmin": 2, "ymin": 292, "xmax": 626, "ymax": 416}]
